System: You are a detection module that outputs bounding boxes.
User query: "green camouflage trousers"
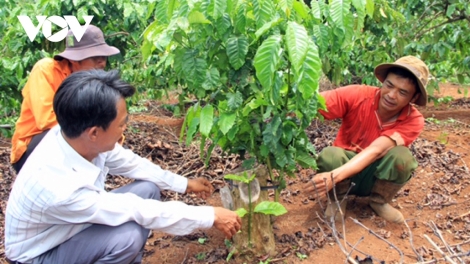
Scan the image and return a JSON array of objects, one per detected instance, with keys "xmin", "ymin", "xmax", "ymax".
[{"xmin": 316, "ymin": 146, "xmax": 418, "ymax": 196}]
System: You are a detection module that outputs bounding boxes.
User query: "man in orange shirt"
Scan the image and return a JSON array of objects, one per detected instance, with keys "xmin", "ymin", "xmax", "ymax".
[
  {"xmin": 11, "ymin": 25, "xmax": 120, "ymax": 173},
  {"xmin": 304, "ymin": 56, "xmax": 429, "ymax": 224}
]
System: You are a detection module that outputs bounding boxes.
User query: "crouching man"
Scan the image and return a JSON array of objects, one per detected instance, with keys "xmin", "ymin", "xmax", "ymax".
[
  {"xmin": 304, "ymin": 56, "xmax": 429, "ymax": 224},
  {"xmin": 5, "ymin": 70, "xmax": 241, "ymax": 264}
]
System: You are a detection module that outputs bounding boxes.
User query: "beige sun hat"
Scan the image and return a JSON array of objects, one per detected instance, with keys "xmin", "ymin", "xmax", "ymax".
[
  {"xmin": 54, "ymin": 25, "xmax": 120, "ymax": 61},
  {"xmin": 374, "ymin": 56, "xmax": 430, "ymax": 106}
]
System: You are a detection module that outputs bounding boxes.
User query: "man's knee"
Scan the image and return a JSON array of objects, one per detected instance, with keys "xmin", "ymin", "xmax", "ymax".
[
  {"xmin": 118, "ymin": 222, "xmax": 147, "ymax": 248},
  {"xmin": 379, "ymin": 146, "xmax": 417, "ymax": 183},
  {"xmin": 317, "ymin": 146, "xmax": 349, "ymax": 172},
  {"xmin": 131, "ymin": 181, "xmax": 161, "ymax": 200},
  {"xmin": 105, "ymin": 222, "xmax": 148, "ymax": 261}
]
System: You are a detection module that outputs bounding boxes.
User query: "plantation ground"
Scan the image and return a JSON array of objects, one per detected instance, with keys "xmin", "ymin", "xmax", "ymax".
[{"xmin": 0, "ymin": 83, "xmax": 469, "ymax": 263}]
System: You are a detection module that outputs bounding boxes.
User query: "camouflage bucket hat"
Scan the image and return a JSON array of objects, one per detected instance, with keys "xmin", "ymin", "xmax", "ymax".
[
  {"xmin": 54, "ymin": 25, "xmax": 119, "ymax": 61},
  {"xmin": 374, "ymin": 56, "xmax": 430, "ymax": 106}
]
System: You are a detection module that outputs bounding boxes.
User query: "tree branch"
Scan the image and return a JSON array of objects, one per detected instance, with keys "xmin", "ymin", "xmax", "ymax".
[
  {"xmin": 411, "ymin": 11, "xmax": 443, "ymax": 38},
  {"xmin": 414, "ymin": 15, "xmax": 466, "ymax": 39},
  {"xmin": 404, "ymin": 220, "xmax": 424, "ymax": 262},
  {"xmin": 423, "ymin": 234, "xmax": 457, "ymax": 264},
  {"xmin": 417, "ymin": 2, "xmax": 440, "ymax": 23},
  {"xmin": 350, "ymin": 217, "xmax": 404, "ymax": 264}
]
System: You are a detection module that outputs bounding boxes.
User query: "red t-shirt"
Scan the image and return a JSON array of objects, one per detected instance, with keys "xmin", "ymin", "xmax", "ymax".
[{"xmin": 319, "ymin": 85, "xmax": 424, "ymax": 153}]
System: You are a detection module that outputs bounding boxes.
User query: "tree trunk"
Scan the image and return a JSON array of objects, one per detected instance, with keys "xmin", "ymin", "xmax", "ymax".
[{"xmin": 227, "ymin": 165, "xmax": 276, "ymax": 261}]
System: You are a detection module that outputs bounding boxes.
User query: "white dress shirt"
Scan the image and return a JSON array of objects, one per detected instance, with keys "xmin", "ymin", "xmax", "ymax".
[{"xmin": 5, "ymin": 125, "xmax": 214, "ymax": 263}]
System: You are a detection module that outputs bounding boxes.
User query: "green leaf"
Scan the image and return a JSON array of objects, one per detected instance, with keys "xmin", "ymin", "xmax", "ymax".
[
  {"xmin": 286, "ymin": 22, "xmax": 309, "ymax": 74},
  {"xmin": 457, "ymin": 74, "xmax": 465, "ymax": 84},
  {"xmin": 234, "ymin": 3, "xmax": 246, "ymax": 34},
  {"xmin": 274, "ymin": 146, "xmax": 288, "ymax": 167},
  {"xmin": 254, "ymin": 201, "xmax": 287, "ymax": 216},
  {"xmin": 188, "ymin": 11, "xmax": 211, "ymax": 24},
  {"xmin": 254, "ymin": 35, "xmax": 283, "ymax": 90},
  {"xmin": 253, "ymin": 0, "xmax": 275, "ymax": 29},
  {"xmin": 313, "ymin": 24, "xmax": 329, "ymax": 54},
  {"xmin": 278, "ymin": 0, "xmax": 294, "ymax": 16},
  {"xmin": 216, "ymin": 14, "xmax": 232, "ymax": 39},
  {"xmin": 77, "ymin": 7, "xmax": 88, "ymax": 23},
  {"xmin": 342, "ymin": 12, "xmax": 355, "ymax": 48},
  {"xmin": 180, "ymin": 104, "xmax": 197, "ymax": 142},
  {"xmin": 293, "ymin": 1, "xmax": 309, "ymax": 20},
  {"xmin": 379, "ymin": 7, "xmax": 387, "ymax": 18},
  {"xmin": 198, "ymin": 237, "xmax": 207, "ymax": 244},
  {"xmin": 310, "ymin": 0, "xmax": 321, "ymax": 21},
  {"xmin": 226, "ymin": 36, "xmax": 249, "ymax": 70},
  {"xmin": 202, "ymin": 68, "xmax": 221, "ymax": 90},
  {"xmin": 176, "ymin": 17, "xmax": 190, "ymax": 31},
  {"xmin": 262, "ymin": 115, "xmax": 282, "ymax": 146},
  {"xmin": 260, "ymin": 144, "xmax": 269, "ymax": 157},
  {"xmin": 226, "ymin": 123, "xmax": 239, "ymax": 141},
  {"xmin": 227, "ymin": 92, "xmax": 243, "ymax": 110},
  {"xmin": 365, "ymin": 0, "xmax": 374, "ymax": 17},
  {"xmin": 219, "ymin": 112, "xmax": 236, "ymax": 135},
  {"xmin": 281, "ymin": 122, "xmax": 295, "ymax": 145},
  {"xmin": 143, "ymin": 20, "xmax": 161, "ymax": 42},
  {"xmin": 155, "ymin": 0, "xmax": 168, "ymax": 23},
  {"xmin": 330, "ymin": 0, "xmax": 351, "ymax": 30},
  {"xmin": 247, "ymin": 173, "xmax": 256, "ymax": 183},
  {"xmin": 235, "ymin": 208, "xmax": 248, "ymax": 218},
  {"xmin": 253, "ymin": 16, "xmax": 283, "ymax": 43},
  {"xmin": 243, "ymin": 97, "xmax": 268, "ymax": 116},
  {"xmin": 296, "ymin": 151, "xmax": 317, "ymax": 168},
  {"xmin": 167, "ymin": 0, "xmax": 177, "ymax": 20},
  {"xmin": 200, "ymin": 105, "xmax": 214, "ymax": 137},
  {"xmin": 225, "ymin": 174, "xmax": 248, "ymax": 183},
  {"xmin": 446, "ymin": 4, "xmax": 456, "ymax": 18},
  {"xmin": 208, "ymin": 0, "xmax": 227, "ymax": 19},
  {"xmin": 182, "ymin": 50, "xmax": 207, "ymax": 87},
  {"xmin": 297, "ymin": 41, "xmax": 321, "ymax": 99},
  {"xmin": 186, "ymin": 117, "xmax": 200, "ymax": 146},
  {"xmin": 317, "ymin": 94, "xmax": 327, "ymax": 111},
  {"xmin": 200, "ymin": 135, "xmax": 207, "ymax": 158},
  {"xmin": 133, "ymin": 3, "xmax": 146, "ymax": 17},
  {"xmin": 351, "ymin": 0, "xmax": 366, "ymax": 30},
  {"xmin": 141, "ymin": 39, "xmax": 154, "ymax": 62},
  {"xmin": 91, "ymin": 6, "xmax": 100, "ymax": 16},
  {"xmin": 123, "ymin": 3, "xmax": 134, "ymax": 17}
]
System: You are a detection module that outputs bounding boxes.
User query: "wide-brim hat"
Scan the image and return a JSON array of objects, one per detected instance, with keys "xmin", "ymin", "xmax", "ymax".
[
  {"xmin": 374, "ymin": 56, "xmax": 429, "ymax": 106},
  {"xmin": 54, "ymin": 25, "xmax": 120, "ymax": 61}
]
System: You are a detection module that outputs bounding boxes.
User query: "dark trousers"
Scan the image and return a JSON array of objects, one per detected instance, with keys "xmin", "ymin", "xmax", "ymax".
[
  {"xmin": 317, "ymin": 146, "xmax": 418, "ymax": 196},
  {"xmin": 12, "ymin": 130, "xmax": 49, "ymax": 174},
  {"xmin": 31, "ymin": 181, "xmax": 161, "ymax": 264}
]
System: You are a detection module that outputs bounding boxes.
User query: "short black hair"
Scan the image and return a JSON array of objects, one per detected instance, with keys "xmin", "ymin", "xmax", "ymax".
[
  {"xmin": 386, "ymin": 67, "xmax": 420, "ymax": 95},
  {"xmin": 53, "ymin": 69, "xmax": 135, "ymax": 138}
]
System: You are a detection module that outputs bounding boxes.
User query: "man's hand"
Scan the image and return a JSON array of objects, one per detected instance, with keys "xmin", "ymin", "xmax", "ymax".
[
  {"xmin": 186, "ymin": 178, "xmax": 214, "ymax": 200},
  {"xmin": 303, "ymin": 172, "xmax": 337, "ymax": 198},
  {"xmin": 213, "ymin": 207, "xmax": 242, "ymax": 239}
]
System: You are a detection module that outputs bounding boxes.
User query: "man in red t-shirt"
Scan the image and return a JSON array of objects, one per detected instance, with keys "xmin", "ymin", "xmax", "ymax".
[{"xmin": 304, "ymin": 56, "xmax": 429, "ymax": 224}]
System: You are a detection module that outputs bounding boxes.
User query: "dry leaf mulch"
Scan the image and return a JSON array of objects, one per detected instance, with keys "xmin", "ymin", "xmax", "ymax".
[{"xmin": 0, "ymin": 119, "xmax": 469, "ymax": 263}]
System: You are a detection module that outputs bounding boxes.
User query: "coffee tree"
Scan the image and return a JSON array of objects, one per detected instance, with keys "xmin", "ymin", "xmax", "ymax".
[
  {"xmin": 143, "ymin": 0, "xmax": 368, "ymax": 258},
  {"xmin": 345, "ymin": 0, "xmax": 470, "ymax": 99}
]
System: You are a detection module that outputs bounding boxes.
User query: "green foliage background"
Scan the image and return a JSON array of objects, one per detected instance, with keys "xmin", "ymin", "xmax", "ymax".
[
  {"xmin": 0, "ymin": 0, "xmax": 163, "ymax": 136},
  {"xmin": 0, "ymin": 0, "xmax": 469, "ymax": 138}
]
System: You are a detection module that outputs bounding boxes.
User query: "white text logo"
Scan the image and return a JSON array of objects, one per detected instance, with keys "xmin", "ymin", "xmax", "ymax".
[{"xmin": 17, "ymin": 15, "xmax": 93, "ymax": 42}]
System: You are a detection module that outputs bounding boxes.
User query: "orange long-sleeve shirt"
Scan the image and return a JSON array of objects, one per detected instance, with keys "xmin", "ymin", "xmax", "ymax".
[
  {"xmin": 10, "ymin": 58, "xmax": 72, "ymax": 163},
  {"xmin": 319, "ymin": 85, "xmax": 424, "ymax": 153}
]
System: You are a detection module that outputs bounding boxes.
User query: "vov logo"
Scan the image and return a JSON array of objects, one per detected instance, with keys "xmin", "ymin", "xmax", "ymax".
[{"xmin": 17, "ymin": 15, "xmax": 94, "ymax": 42}]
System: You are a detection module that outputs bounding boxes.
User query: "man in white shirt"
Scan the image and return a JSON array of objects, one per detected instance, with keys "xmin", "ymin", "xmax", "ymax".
[{"xmin": 5, "ymin": 69, "xmax": 241, "ymax": 264}]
